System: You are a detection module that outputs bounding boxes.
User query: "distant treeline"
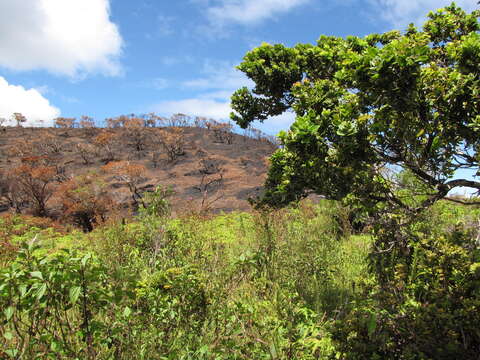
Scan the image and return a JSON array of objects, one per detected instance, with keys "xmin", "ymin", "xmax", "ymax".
[{"xmin": 0, "ymin": 112, "xmax": 280, "ymax": 146}]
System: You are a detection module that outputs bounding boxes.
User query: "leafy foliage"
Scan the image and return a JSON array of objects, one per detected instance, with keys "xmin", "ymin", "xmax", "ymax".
[
  {"xmin": 0, "ymin": 199, "xmax": 365, "ymax": 359},
  {"xmin": 231, "ymin": 4, "xmax": 480, "ymax": 359},
  {"xmin": 231, "ymin": 4, "xmax": 480, "ymax": 213},
  {"xmin": 0, "ymin": 243, "xmax": 125, "ymax": 359},
  {"xmin": 332, "ymin": 224, "xmax": 480, "ymax": 359}
]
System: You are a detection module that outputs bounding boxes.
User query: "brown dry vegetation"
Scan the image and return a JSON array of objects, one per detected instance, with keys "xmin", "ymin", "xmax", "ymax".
[{"xmin": 0, "ymin": 119, "xmax": 277, "ymax": 226}]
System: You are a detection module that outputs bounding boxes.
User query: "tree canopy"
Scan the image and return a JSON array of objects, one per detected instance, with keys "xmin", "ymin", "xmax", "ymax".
[{"xmin": 231, "ymin": 3, "xmax": 480, "ymax": 214}]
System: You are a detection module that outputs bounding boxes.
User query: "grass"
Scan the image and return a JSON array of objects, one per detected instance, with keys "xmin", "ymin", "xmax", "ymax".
[
  {"xmin": 0, "ymin": 200, "xmax": 373, "ymax": 359},
  {"xmin": 5, "ymin": 198, "xmax": 477, "ymax": 358}
]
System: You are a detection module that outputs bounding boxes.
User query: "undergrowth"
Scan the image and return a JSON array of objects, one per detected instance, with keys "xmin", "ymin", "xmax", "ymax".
[{"xmin": 1, "ymin": 198, "xmax": 479, "ymax": 359}]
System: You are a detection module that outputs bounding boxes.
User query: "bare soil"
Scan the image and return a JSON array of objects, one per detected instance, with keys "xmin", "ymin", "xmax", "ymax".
[{"xmin": 0, "ymin": 126, "xmax": 277, "ymax": 216}]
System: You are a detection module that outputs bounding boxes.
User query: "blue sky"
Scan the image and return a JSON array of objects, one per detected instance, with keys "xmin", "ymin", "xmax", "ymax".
[{"xmin": 0, "ymin": 0, "xmax": 478, "ymax": 135}]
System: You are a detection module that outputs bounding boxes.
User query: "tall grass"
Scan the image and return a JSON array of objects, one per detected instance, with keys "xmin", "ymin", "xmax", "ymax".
[{"xmin": 0, "ymin": 200, "xmax": 371, "ymax": 359}]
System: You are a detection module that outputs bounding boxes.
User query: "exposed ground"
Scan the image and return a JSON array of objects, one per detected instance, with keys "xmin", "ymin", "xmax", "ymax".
[{"xmin": 0, "ymin": 125, "xmax": 277, "ymax": 217}]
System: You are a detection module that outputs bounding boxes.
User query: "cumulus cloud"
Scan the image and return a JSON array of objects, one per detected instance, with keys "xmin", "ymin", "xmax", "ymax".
[
  {"xmin": 150, "ymin": 96, "xmax": 295, "ymax": 135},
  {"xmin": 182, "ymin": 60, "xmax": 254, "ymax": 90},
  {"xmin": 151, "ymin": 61, "xmax": 250, "ymax": 119},
  {"xmin": 0, "ymin": 0, "xmax": 123, "ymax": 77},
  {"xmin": 0, "ymin": 77, "xmax": 60, "ymax": 127},
  {"xmin": 368, "ymin": 0, "xmax": 478, "ymax": 29},
  {"xmin": 151, "ymin": 98, "xmax": 231, "ymax": 119},
  {"xmin": 150, "ymin": 60, "xmax": 295, "ymax": 135},
  {"xmin": 256, "ymin": 111, "xmax": 296, "ymax": 135},
  {"xmin": 206, "ymin": 0, "xmax": 310, "ymax": 26}
]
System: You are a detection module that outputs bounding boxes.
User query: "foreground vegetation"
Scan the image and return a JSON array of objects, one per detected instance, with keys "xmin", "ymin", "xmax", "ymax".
[
  {"xmin": 1, "ymin": 4, "xmax": 480, "ymax": 359},
  {"xmin": 1, "ymin": 195, "xmax": 479, "ymax": 359}
]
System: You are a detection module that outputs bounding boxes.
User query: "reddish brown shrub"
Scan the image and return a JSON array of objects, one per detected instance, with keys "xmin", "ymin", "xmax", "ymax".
[
  {"xmin": 157, "ymin": 128, "xmax": 185, "ymax": 162},
  {"xmin": 7, "ymin": 164, "xmax": 57, "ymax": 216},
  {"xmin": 56, "ymin": 173, "xmax": 115, "ymax": 231},
  {"xmin": 93, "ymin": 131, "xmax": 117, "ymax": 163},
  {"xmin": 76, "ymin": 143, "xmax": 97, "ymax": 165},
  {"xmin": 54, "ymin": 117, "xmax": 76, "ymax": 128}
]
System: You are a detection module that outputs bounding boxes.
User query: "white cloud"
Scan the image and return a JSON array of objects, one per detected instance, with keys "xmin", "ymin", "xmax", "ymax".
[
  {"xmin": 151, "ymin": 98, "xmax": 231, "ymax": 119},
  {"xmin": 150, "ymin": 60, "xmax": 294, "ymax": 135},
  {"xmin": 206, "ymin": 0, "xmax": 310, "ymax": 26},
  {"xmin": 0, "ymin": 77, "xmax": 60, "ymax": 127},
  {"xmin": 368, "ymin": 0, "xmax": 479, "ymax": 29},
  {"xmin": 0, "ymin": 0, "xmax": 123, "ymax": 77},
  {"xmin": 182, "ymin": 60, "xmax": 254, "ymax": 90},
  {"xmin": 255, "ymin": 111, "xmax": 296, "ymax": 135},
  {"xmin": 152, "ymin": 61, "xmax": 251, "ymax": 120}
]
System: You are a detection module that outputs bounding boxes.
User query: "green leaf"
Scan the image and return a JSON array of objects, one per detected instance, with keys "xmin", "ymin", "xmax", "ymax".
[
  {"xmin": 81, "ymin": 254, "xmax": 92, "ymax": 267},
  {"xmin": 4, "ymin": 306, "xmax": 14, "ymax": 321},
  {"xmin": 51, "ymin": 340, "xmax": 61, "ymax": 352},
  {"xmin": 30, "ymin": 271, "xmax": 43, "ymax": 280},
  {"xmin": 3, "ymin": 332, "xmax": 13, "ymax": 341},
  {"xmin": 69, "ymin": 286, "xmax": 82, "ymax": 305},
  {"xmin": 5, "ymin": 349, "xmax": 18, "ymax": 357},
  {"xmin": 431, "ymin": 137, "xmax": 441, "ymax": 151},
  {"xmin": 269, "ymin": 343, "xmax": 278, "ymax": 359},
  {"xmin": 36, "ymin": 283, "xmax": 47, "ymax": 301},
  {"xmin": 123, "ymin": 306, "xmax": 132, "ymax": 318},
  {"xmin": 367, "ymin": 312, "xmax": 377, "ymax": 338}
]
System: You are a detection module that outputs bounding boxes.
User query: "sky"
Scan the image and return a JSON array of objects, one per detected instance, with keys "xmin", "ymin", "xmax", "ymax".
[{"xmin": 0, "ymin": 0, "xmax": 478, "ymax": 135}]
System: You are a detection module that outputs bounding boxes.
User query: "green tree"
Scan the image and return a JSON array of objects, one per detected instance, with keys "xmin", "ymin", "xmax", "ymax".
[
  {"xmin": 231, "ymin": 5, "xmax": 480, "ymax": 358},
  {"xmin": 231, "ymin": 3, "xmax": 480, "ymax": 214}
]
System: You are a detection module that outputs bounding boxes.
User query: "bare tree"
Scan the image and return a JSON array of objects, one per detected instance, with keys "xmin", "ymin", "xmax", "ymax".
[
  {"xmin": 12, "ymin": 112, "xmax": 27, "ymax": 127},
  {"xmin": 54, "ymin": 117, "xmax": 76, "ymax": 128},
  {"xmin": 56, "ymin": 173, "xmax": 115, "ymax": 231},
  {"xmin": 157, "ymin": 128, "xmax": 185, "ymax": 162},
  {"xmin": 76, "ymin": 143, "xmax": 97, "ymax": 165},
  {"xmin": 7, "ymin": 162, "xmax": 57, "ymax": 216},
  {"xmin": 93, "ymin": 131, "xmax": 117, "ymax": 163},
  {"xmin": 124, "ymin": 117, "xmax": 149, "ymax": 154},
  {"xmin": 79, "ymin": 115, "xmax": 96, "ymax": 137},
  {"xmin": 102, "ymin": 161, "xmax": 147, "ymax": 208}
]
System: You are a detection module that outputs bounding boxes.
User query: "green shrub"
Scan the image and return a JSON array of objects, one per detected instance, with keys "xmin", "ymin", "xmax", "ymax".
[
  {"xmin": 0, "ymin": 242, "xmax": 129, "ymax": 359},
  {"xmin": 332, "ymin": 224, "xmax": 480, "ymax": 359}
]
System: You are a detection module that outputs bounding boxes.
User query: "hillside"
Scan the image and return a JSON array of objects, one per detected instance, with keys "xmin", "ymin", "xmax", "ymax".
[{"xmin": 0, "ymin": 123, "xmax": 278, "ymax": 223}]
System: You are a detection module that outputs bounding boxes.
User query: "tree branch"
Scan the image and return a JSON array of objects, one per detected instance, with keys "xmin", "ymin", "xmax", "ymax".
[
  {"xmin": 444, "ymin": 197, "xmax": 480, "ymax": 206},
  {"xmin": 445, "ymin": 178, "xmax": 480, "ymax": 190}
]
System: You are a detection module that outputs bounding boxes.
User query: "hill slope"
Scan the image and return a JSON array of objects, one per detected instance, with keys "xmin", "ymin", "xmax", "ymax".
[{"xmin": 0, "ymin": 126, "xmax": 277, "ymax": 218}]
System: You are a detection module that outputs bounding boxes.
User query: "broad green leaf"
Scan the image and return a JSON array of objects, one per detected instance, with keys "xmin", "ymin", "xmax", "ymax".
[
  {"xmin": 269, "ymin": 343, "xmax": 278, "ymax": 359},
  {"xmin": 5, "ymin": 349, "xmax": 18, "ymax": 357},
  {"xmin": 51, "ymin": 340, "xmax": 61, "ymax": 352},
  {"xmin": 4, "ymin": 306, "xmax": 14, "ymax": 321},
  {"xmin": 69, "ymin": 286, "xmax": 82, "ymax": 304},
  {"xmin": 36, "ymin": 283, "xmax": 47, "ymax": 301},
  {"xmin": 30, "ymin": 271, "xmax": 43, "ymax": 280},
  {"xmin": 19, "ymin": 284, "xmax": 27, "ymax": 297},
  {"xmin": 81, "ymin": 253, "xmax": 92, "ymax": 267}
]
